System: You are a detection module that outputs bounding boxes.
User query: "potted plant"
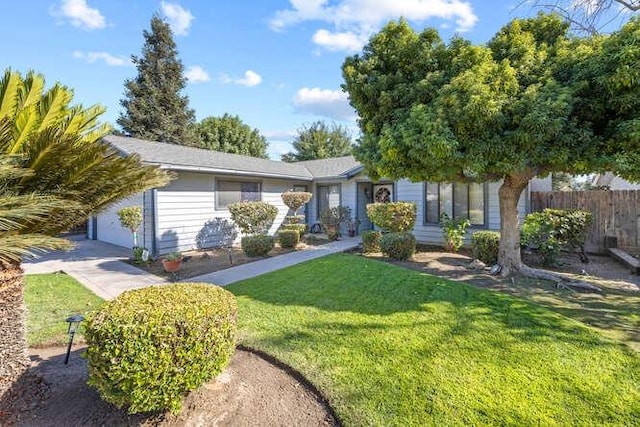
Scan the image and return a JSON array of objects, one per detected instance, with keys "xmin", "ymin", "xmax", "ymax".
[
  {"xmin": 319, "ymin": 206, "xmax": 351, "ymax": 241},
  {"xmin": 346, "ymin": 217, "xmax": 360, "ymax": 237},
  {"xmin": 162, "ymin": 251, "xmax": 183, "ymax": 273}
]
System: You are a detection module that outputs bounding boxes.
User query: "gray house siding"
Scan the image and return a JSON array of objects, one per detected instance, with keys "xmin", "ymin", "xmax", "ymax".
[{"xmin": 153, "ymin": 171, "xmax": 304, "ymax": 255}]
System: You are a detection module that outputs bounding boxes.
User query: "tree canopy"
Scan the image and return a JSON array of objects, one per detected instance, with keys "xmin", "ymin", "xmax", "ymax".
[
  {"xmin": 281, "ymin": 120, "xmax": 353, "ymax": 162},
  {"xmin": 197, "ymin": 114, "xmax": 268, "ymax": 158},
  {"xmin": 342, "ymin": 14, "xmax": 640, "ymax": 276},
  {"xmin": 117, "ymin": 15, "xmax": 198, "ymax": 145}
]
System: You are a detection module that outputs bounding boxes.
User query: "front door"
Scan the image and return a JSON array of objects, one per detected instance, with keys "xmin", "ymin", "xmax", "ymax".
[{"xmin": 356, "ymin": 182, "xmax": 373, "ymax": 234}]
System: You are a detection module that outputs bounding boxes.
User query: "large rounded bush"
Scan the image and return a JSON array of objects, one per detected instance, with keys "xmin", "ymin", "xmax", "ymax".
[
  {"xmin": 366, "ymin": 202, "xmax": 416, "ymax": 232},
  {"xmin": 471, "ymin": 230, "xmax": 500, "ymax": 265},
  {"xmin": 241, "ymin": 235, "xmax": 275, "ymax": 257},
  {"xmin": 380, "ymin": 232, "xmax": 416, "ymax": 260},
  {"xmin": 85, "ymin": 284, "xmax": 237, "ymax": 414}
]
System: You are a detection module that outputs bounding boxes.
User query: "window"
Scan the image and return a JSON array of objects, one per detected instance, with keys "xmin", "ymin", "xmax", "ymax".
[
  {"xmin": 317, "ymin": 184, "xmax": 340, "ymax": 218},
  {"xmin": 425, "ymin": 182, "xmax": 486, "ymax": 225},
  {"xmin": 216, "ymin": 180, "xmax": 261, "ymax": 209}
]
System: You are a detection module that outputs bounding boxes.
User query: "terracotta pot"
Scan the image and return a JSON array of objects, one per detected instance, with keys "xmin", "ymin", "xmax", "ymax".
[{"xmin": 162, "ymin": 258, "xmax": 182, "ymax": 273}]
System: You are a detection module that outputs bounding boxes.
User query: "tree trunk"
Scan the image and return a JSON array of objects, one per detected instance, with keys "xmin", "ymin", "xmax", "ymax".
[
  {"xmin": 497, "ymin": 173, "xmax": 532, "ymax": 276},
  {"xmin": 0, "ymin": 266, "xmax": 29, "ymax": 393}
]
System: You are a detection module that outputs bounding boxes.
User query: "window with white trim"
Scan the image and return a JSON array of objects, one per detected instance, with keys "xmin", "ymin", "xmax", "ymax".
[
  {"xmin": 216, "ymin": 180, "xmax": 261, "ymax": 209},
  {"xmin": 425, "ymin": 182, "xmax": 486, "ymax": 226},
  {"xmin": 317, "ymin": 184, "xmax": 340, "ymax": 218}
]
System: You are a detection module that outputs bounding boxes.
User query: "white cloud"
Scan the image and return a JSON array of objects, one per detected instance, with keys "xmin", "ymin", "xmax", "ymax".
[
  {"xmin": 53, "ymin": 0, "xmax": 106, "ymax": 30},
  {"xmin": 312, "ymin": 29, "xmax": 366, "ymax": 52},
  {"xmin": 270, "ymin": 0, "xmax": 478, "ymax": 52},
  {"xmin": 160, "ymin": 1, "xmax": 194, "ymax": 36},
  {"xmin": 292, "ymin": 87, "xmax": 357, "ymax": 121},
  {"xmin": 185, "ymin": 66, "xmax": 210, "ymax": 83},
  {"xmin": 221, "ymin": 70, "xmax": 263, "ymax": 87},
  {"xmin": 266, "ymin": 140, "xmax": 295, "ymax": 160},
  {"xmin": 72, "ymin": 51, "xmax": 129, "ymax": 66}
]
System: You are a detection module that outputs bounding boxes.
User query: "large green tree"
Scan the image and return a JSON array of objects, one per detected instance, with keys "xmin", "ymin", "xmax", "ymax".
[
  {"xmin": 0, "ymin": 69, "xmax": 171, "ymax": 393},
  {"xmin": 281, "ymin": 120, "xmax": 352, "ymax": 162},
  {"xmin": 342, "ymin": 15, "xmax": 640, "ymax": 277},
  {"xmin": 117, "ymin": 15, "xmax": 198, "ymax": 145},
  {"xmin": 197, "ymin": 114, "xmax": 268, "ymax": 158}
]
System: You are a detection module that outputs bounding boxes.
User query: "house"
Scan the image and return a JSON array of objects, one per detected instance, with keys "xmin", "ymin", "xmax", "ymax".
[
  {"xmin": 592, "ymin": 172, "xmax": 640, "ymax": 190},
  {"xmin": 89, "ymin": 135, "xmax": 550, "ymax": 254}
]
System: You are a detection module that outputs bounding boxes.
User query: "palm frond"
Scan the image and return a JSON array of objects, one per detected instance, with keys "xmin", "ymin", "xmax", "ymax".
[
  {"xmin": 0, "ymin": 233, "xmax": 71, "ymax": 267},
  {"xmin": 0, "ymin": 70, "xmax": 20, "ymax": 119}
]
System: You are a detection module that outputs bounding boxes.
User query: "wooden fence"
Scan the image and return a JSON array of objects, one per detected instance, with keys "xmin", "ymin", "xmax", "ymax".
[{"xmin": 530, "ymin": 190, "xmax": 640, "ymax": 253}]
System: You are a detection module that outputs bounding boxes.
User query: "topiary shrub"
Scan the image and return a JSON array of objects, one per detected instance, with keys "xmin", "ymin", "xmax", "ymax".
[
  {"xmin": 278, "ymin": 230, "xmax": 300, "ymax": 248},
  {"xmin": 471, "ymin": 230, "xmax": 500, "ymax": 265},
  {"xmin": 241, "ymin": 235, "xmax": 275, "ymax": 257},
  {"xmin": 85, "ymin": 284, "xmax": 237, "ymax": 414},
  {"xmin": 521, "ymin": 209, "xmax": 592, "ymax": 265},
  {"xmin": 281, "ymin": 191, "xmax": 312, "ymax": 214},
  {"xmin": 380, "ymin": 232, "xmax": 416, "ymax": 260},
  {"xmin": 362, "ymin": 230, "xmax": 382, "ymax": 253},
  {"xmin": 366, "ymin": 202, "xmax": 416, "ymax": 232},
  {"xmin": 228, "ymin": 201, "xmax": 278, "ymax": 235},
  {"xmin": 280, "ymin": 223, "xmax": 306, "ymax": 237}
]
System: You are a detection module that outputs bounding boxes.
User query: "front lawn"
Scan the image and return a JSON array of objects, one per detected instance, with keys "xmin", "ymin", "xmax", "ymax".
[
  {"xmin": 24, "ymin": 273, "xmax": 103, "ymax": 346},
  {"xmin": 227, "ymin": 254, "xmax": 640, "ymax": 426}
]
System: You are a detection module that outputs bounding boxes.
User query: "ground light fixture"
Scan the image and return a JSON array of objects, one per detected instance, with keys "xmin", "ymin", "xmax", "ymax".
[{"xmin": 64, "ymin": 314, "xmax": 85, "ymax": 365}]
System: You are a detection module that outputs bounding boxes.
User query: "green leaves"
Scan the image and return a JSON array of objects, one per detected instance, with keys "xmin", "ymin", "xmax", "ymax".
[
  {"xmin": 197, "ymin": 114, "xmax": 268, "ymax": 158},
  {"xmin": 281, "ymin": 120, "xmax": 353, "ymax": 162},
  {"xmin": 85, "ymin": 284, "xmax": 237, "ymax": 414}
]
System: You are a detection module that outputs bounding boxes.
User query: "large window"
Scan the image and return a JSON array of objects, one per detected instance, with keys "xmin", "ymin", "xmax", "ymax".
[
  {"xmin": 216, "ymin": 179, "xmax": 261, "ymax": 209},
  {"xmin": 317, "ymin": 184, "xmax": 340, "ymax": 218},
  {"xmin": 425, "ymin": 182, "xmax": 486, "ymax": 225}
]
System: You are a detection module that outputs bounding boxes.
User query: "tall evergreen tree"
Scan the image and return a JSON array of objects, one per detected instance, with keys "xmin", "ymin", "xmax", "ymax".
[
  {"xmin": 117, "ymin": 15, "xmax": 198, "ymax": 145},
  {"xmin": 197, "ymin": 114, "xmax": 268, "ymax": 158},
  {"xmin": 281, "ymin": 121, "xmax": 352, "ymax": 162}
]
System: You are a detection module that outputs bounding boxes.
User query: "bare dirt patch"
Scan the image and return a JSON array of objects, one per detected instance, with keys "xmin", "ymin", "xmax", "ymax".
[
  {"xmin": 364, "ymin": 245, "xmax": 640, "ymax": 351},
  {"xmin": 127, "ymin": 236, "xmax": 331, "ymax": 280},
  {"xmin": 2, "ymin": 346, "xmax": 337, "ymax": 427}
]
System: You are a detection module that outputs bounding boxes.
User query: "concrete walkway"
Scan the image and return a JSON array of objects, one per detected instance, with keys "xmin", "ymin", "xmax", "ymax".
[{"xmin": 22, "ymin": 235, "xmax": 360, "ymax": 300}]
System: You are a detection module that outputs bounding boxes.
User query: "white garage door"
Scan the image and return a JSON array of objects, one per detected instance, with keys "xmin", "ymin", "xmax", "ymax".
[{"xmin": 96, "ymin": 194, "xmax": 143, "ymax": 248}]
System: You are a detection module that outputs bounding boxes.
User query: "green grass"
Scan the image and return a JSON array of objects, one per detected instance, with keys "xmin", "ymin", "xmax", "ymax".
[
  {"xmin": 24, "ymin": 273, "xmax": 104, "ymax": 346},
  {"xmin": 227, "ymin": 254, "xmax": 640, "ymax": 426}
]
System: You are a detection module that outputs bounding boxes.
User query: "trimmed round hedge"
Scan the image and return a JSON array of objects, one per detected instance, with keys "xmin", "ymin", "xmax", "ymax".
[
  {"xmin": 361, "ymin": 230, "xmax": 382, "ymax": 253},
  {"xmin": 380, "ymin": 232, "xmax": 416, "ymax": 260},
  {"xmin": 471, "ymin": 230, "xmax": 500, "ymax": 265},
  {"xmin": 85, "ymin": 283, "xmax": 237, "ymax": 414},
  {"xmin": 278, "ymin": 229, "xmax": 300, "ymax": 248},
  {"xmin": 241, "ymin": 235, "xmax": 275, "ymax": 257}
]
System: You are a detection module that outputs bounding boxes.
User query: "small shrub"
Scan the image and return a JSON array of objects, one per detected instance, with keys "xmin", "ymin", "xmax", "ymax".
[
  {"xmin": 521, "ymin": 209, "xmax": 592, "ymax": 265},
  {"xmin": 85, "ymin": 284, "xmax": 237, "ymax": 414},
  {"xmin": 278, "ymin": 230, "xmax": 300, "ymax": 248},
  {"xmin": 362, "ymin": 230, "xmax": 382, "ymax": 253},
  {"xmin": 228, "ymin": 201, "xmax": 278, "ymax": 235},
  {"xmin": 280, "ymin": 223, "xmax": 307, "ymax": 237},
  {"xmin": 319, "ymin": 206, "xmax": 351, "ymax": 227},
  {"xmin": 471, "ymin": 231, "xmax": 500, "ymax": 265},
  {"xmin": 380, "ymin": 232, "xmax": 416, "ymax": 260},
  {"xmin": 441, "ymin": 213, "xmax": 471, "ymax": 252},
  {"xmin": 281, "ymin": 191, "xmax": 312, "ymax": 213},
  {"xmin": 284, "ymin": 215, "xmax": 306, "ymax": 224},
  {"xmin": 241, "ymin": 235, "xmax": 275, "ymax": 257},
  {"xmin": 117, "ymin": 206, "xmax": 143, "ymax": 248},
  {"xmin": 366, "ymin": 202, "xmax": 416, "ymax": 232}
]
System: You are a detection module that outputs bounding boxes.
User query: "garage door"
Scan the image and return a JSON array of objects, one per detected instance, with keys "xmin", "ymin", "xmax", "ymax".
[{"xmin": 96, "ymin": 194, "xmax": 143, "ymax": 248}]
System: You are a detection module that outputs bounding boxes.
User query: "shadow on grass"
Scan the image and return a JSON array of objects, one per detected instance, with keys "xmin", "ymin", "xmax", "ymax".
[{"xmin": 228, "ymin": 254, "xmax": 626, "ymax": 352}]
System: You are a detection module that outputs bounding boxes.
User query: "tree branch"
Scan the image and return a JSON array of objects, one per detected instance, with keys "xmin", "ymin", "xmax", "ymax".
[{"xmin": 516, "ymin": 265, "xmax": 603, "ymax": 292}]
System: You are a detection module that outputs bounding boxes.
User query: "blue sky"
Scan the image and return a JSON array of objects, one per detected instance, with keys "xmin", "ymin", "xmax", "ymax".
[{"xmin": 0, "ymin": 1, "xmax": 594, "ymax": 159}]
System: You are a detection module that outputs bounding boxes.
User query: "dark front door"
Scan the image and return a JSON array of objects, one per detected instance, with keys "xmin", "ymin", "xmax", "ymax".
[{"xmin": 356, "ymin": 182, "xmax": 373, "ymax": 234}]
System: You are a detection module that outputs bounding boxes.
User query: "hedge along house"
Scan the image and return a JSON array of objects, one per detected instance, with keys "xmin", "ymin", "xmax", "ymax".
[{"xmin": 89, "ymin": 135, "xmax": 551, "ymax": 255}]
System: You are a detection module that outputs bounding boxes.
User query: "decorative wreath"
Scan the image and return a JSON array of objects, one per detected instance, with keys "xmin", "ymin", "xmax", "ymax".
[{"xmin": 375, "ymin": 187, "xmax": 391, "ymax": 203}]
